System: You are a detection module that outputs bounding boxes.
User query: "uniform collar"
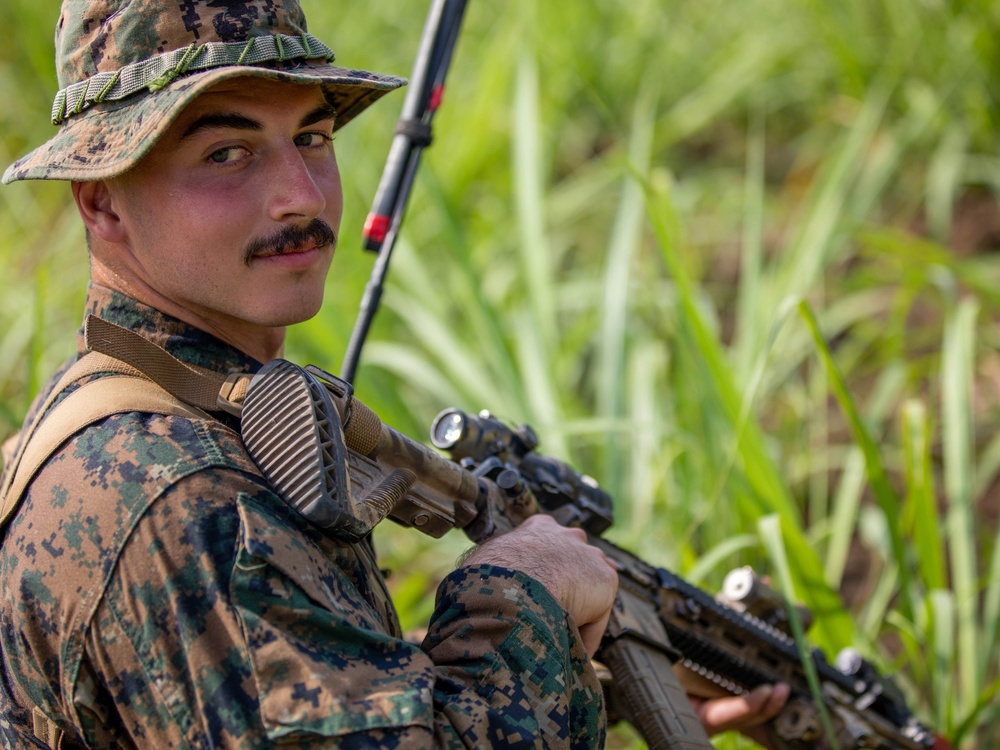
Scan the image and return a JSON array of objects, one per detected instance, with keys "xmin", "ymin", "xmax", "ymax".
[{"xmin": 77, "ymin": 283, "xmax": 263, "ymax": 376}]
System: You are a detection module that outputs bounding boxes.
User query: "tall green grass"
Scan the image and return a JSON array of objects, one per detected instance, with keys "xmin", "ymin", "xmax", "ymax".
[{"xmin": 3, "ymin": 0, "xmax": 999, "ymax": 747}]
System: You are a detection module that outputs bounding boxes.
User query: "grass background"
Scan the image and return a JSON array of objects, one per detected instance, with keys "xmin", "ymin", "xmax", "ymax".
[{"xmin": 2, "ymin": 0, "xmax": 999, "ymax": 747}]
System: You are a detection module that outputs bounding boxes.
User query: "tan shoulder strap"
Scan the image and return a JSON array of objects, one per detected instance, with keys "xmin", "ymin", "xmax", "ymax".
[
  {"xmin": 0, "ymin": 366, "xmax": 208, "ymax": 530},
  {"xmin": 84, "ymin": 315, "xmax": 237, "ymax": 411},
  {"xmin": 33, "ymin": 705, "xmax": 75, "ymax": 750},
  {"xmin": 0, "ymin": 350, "xmax": 144, "ymax": 518},
  {"xmin": 0, "ymin": 315, "xmax": 256, "ymax": 530},
  {"xmin": 84, "ymin": 315, "xmax": 252, "ymax": 415}
]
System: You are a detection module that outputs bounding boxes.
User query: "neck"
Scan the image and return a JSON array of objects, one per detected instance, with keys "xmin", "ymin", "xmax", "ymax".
[{"xmin": 90, "ymin": 262, "xmax": 286, "ymax": 363}]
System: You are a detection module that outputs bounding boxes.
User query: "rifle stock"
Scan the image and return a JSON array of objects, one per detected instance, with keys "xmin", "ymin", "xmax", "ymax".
[{"xmin": 237, "ymin": 359, "xmax": 939, "ymax": 750}]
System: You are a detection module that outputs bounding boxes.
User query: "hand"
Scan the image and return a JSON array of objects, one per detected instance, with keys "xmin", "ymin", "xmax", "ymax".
[
  {"xmin": 688, "ymin": 683, "xmax": 790, "ymax": 748},
  {"xmin": 462, "ymin": 514, "xmax": 619, "ymax": 656}
]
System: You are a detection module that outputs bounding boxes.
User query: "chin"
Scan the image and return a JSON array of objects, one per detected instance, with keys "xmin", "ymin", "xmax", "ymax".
[{"xmin": 257, "ymin": 297, "xmax": 325, "ymax": 328}]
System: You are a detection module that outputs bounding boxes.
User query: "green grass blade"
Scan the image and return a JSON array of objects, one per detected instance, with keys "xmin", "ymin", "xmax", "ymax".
[
  {"xmin": 643, "ymin": 178, "xmax": 855, "ymax": 649},
  {"xmin": 597, "ymin": 88, "xmax": 656, "ymax": 495},
  {"xmin": 774, "ymin": 81, "xmax": 891, "ymax": 305},
  {"xmin": 645, "ymin": 177, "xmax": 801, "ymax": 523},
  {"xmin": 622, "ymin": 341, "xmax": 670, "ymax": 540},
  {"xmin": 983, "ymin": 521, "xmax": 1000, "ymax": 685},
  {"xmin": 733, "ymin": 101, "xmax": 766, "ymax": 379},
  {"xmin": 759, "ymin": 515, "xmax": 841, "ymax": 750},
  {"xmin": 901, "ymin": 399, "xmax": 946, "ymax": 591},
  {"xmin": 798, "ymin": 300, "xmax": 911, "ymax": 616},
  {"xmin": 824, "ymin": 447, "xmax": 865, "ymax": 589},
  {"xmin": 513, "ymin": 48, "xmax": 557, "ymax": 355},
  {"xmin": 928, "ymin": 589, "xmax": 956, "ymax": 732},
  {"xmin": 825, "ymin": 362, "xmax": 908, "ymax": 591},
  {"xmin": 940, "ymin": 297, "xmax": 981, "ymax": 718}
]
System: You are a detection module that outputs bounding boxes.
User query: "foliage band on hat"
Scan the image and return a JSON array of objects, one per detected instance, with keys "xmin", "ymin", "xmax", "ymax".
[{"xmin": 52, "ymin": 33, "xmax": 336, "ymax": 125}]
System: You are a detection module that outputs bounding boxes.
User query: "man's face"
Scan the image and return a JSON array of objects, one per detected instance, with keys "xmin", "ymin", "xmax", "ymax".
[{"xmin": 105, "ymin": 77, "xmax": 343, "ymax": 342}]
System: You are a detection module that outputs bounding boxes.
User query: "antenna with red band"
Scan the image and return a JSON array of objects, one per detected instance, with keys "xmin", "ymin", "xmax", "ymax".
[{"xmin": 344, "ymin": 0, "xmax": 469, "ymax": 383}]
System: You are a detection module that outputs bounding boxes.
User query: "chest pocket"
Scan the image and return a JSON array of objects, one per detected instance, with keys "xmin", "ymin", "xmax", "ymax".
[{"xmin": 232, "ymin": 490, "xmax": 432, "ymax": 742}]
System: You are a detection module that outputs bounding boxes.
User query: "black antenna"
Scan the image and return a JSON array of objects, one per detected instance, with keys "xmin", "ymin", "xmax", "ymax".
[{"xmin": 341, "ymin": 0, "xmax": 469, "ymax": 384}]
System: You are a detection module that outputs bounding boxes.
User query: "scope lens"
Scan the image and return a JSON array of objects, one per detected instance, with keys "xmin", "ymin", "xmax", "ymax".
[{"xmin": 431, "ymin": 411, "xmax": 466, "ymax": 448}]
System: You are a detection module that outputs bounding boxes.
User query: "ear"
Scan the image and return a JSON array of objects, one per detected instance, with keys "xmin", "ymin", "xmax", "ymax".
[{"xmin": 72, "ymin": 180, "xmax": 125, "ymax": 243}]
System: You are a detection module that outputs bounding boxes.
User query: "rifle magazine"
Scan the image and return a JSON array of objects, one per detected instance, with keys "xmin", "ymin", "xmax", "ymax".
[{"xmin": 601, "ymin": 636, "xmax": 713, "ymax": 750}]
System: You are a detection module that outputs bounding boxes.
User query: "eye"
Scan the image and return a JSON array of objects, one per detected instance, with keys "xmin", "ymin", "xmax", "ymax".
[
  {"xmin": 207, "ymin": 145, "xmax": 248, "ymax": 165},
  {"xmin": 294, "ymin": 132, "xmax": 333, "ymax": 149}
]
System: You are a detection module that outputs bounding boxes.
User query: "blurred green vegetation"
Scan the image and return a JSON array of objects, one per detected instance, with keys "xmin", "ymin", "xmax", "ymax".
[{"xmin": 2, "ymin": 0, "xmax": 999, "ymax": 747}]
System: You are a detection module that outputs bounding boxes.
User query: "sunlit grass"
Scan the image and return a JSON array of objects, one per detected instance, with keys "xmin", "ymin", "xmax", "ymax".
[{"xmin": 2, "ymin": 0, "xmax": 998, "ymax": 746}]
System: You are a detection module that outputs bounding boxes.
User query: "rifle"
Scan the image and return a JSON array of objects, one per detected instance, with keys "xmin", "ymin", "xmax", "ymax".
[{"xmin": 236, "ymin": 358, "xmax": 941, "ymax": 750}]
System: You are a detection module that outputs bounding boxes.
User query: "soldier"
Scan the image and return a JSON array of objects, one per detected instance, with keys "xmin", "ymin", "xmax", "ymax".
[{"xmin": 0, "ymin": 0, "xmax": 786, "ymax": 747}]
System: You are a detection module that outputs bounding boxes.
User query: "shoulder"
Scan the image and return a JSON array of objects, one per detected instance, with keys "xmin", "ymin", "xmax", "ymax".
[
  {"xmin": 4, "ymin": 408, "xmax": 267, "ymax": 605},
  {"xmin": 59, "ymin": 407, "xmax": 257, "ymax": 490},
  {"xmin": 1, "ymin": 407, "xmax": 267, "ymax": 631}
]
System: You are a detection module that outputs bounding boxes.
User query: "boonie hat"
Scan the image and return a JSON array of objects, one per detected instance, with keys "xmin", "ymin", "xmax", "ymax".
[{"xmin": 2, "ymin": 0, "xmax": 405, "ymax": 184}]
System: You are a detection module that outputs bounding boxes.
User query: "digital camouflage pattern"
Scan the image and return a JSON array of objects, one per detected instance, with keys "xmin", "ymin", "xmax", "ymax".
[
  {"xmin": 0, "ymin": 285, "xmax": 607, "ymax": 748},
  {"xmin": 2, "ymin": 0, "xmax": 405, "ymax": 184}
]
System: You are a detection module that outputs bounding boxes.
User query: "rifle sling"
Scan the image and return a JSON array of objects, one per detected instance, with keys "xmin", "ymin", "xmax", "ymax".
[
  {"xmin": 0, "ymin": 326, "xmax": 227, "ymax": 749},
  {"xmin": 83, "ymin": 314, "xmax": 232, "ymax": 412}
]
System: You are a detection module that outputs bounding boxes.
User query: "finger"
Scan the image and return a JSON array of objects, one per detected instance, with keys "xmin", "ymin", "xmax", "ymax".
[
  {"xmin": 576, "ymin": 602, "xmax": 613, "ymax": 657},
  {"xmin": 695, "ymin": 684, "xmax": 787, "ymax": 735},
  {"xmin": 760, "ymin": 682, "xmax": 790, "ymax": 719}
]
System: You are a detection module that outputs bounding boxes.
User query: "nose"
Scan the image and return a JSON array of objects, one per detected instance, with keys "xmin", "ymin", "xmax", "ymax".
[{"xmin": 266, "ymin": 147, "xmax": 331, "ymax": 223}]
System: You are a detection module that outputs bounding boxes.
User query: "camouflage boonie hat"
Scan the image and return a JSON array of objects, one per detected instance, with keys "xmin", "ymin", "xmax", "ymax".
[{"xmin": 2, "ymin": 0, "xmax": 405, "ymax": 184}]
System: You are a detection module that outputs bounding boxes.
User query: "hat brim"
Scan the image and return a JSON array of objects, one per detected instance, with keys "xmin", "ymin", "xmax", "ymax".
[{"xmin": 2, "ymin": 60, "xmax": 405, "ymax": 184}]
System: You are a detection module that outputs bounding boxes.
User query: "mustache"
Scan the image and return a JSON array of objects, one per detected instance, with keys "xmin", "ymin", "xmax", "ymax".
[{"xmin": 243, "ymin": 219, "xmax": 337, "ymax": 266}]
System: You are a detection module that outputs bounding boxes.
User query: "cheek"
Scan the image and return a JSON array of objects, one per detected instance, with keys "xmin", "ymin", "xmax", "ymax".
[
  {"xmin": 122, "ymin": 179, "xmax": 196, "ymax": 241},
  {"xmin": 166, "ymin": 184, "xmax": 259, "ymax": 246}
]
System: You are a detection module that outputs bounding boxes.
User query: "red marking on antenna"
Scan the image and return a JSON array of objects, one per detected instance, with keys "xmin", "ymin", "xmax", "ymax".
[
  {"xmin": 429, "ymin": 85, "xmax": 445, "ymax": 112},
  {"xmin": 364, "ymin": 213, "xmax": 390, "ymax": 244}
]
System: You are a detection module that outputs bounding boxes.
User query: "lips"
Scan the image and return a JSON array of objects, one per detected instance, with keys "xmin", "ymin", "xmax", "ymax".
[{"xmin": 255, "ymin": 241, "xmax": 316, "ymax": 258}]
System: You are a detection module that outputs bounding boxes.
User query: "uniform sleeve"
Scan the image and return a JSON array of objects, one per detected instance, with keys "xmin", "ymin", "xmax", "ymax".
[
  {"xmin": 420, "ymin": 564, "xmax": 607, "ymax": 749},
  {"xmin": 80, "ymin": 469, "xmax": 606, "ymax": 749}
]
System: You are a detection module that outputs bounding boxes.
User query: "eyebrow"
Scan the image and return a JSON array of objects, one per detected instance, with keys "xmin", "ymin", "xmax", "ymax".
[
  {"xmin": 301, "ymin": 102, "xmax": 338, "ymax": 128},
  {"xmin": 179, "ymin": 113, "xmax": 262, "ymax": 141},
  {"xmin": 178, "ymin": 103, "xmax": 337, "ymax": 141}
]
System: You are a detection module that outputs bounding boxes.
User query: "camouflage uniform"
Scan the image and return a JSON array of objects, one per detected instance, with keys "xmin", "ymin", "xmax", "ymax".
[{"xmin": 0, "ymin": 284, "xmax": 607, "ymax": 748}]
